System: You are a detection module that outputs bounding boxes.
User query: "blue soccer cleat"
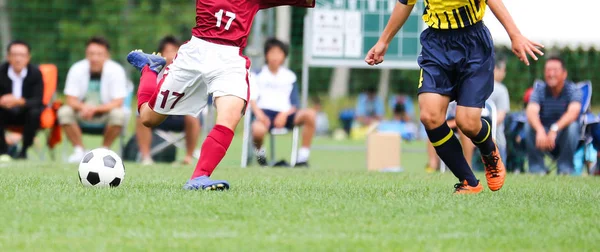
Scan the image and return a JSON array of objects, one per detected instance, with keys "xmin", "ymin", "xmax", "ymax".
[
  {"xmin": 183, "ymin": 176, "xmax": 230, "ymax": 191},
  {"xmin": 126, "ymin": 49, "xmax": 166, "ymax": 74}
]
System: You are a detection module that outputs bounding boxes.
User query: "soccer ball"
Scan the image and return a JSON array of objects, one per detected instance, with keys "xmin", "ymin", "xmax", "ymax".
[{"xmin": 78, "ymin": 148, "xmax": 125, "ymax": 188}]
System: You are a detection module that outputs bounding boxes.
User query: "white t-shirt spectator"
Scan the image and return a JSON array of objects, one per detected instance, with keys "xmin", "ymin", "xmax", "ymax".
[
  {"xmin": 252, "ymin": 65, "xmax": 299, "ymax": 112},
  {"xmin": 64, "ymin": 59, "xmax": 127, "ymax": 104}
]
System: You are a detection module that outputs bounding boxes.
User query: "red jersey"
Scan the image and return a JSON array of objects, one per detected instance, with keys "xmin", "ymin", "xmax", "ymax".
[{"xmin": 192, "ymin": 0, "xmax": 314, "ymax": 48}]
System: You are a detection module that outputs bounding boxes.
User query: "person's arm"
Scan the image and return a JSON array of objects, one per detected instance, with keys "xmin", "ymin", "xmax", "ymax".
[
  {"xmin": 250, "ymin": 100, "xmax": 263, "ymax": 118},
  {"xmin": 553, "ymin": 85, "xmax": 583, "ymax": 131},
  {"xmin": 525, "ymin": 85, "xmax": 545, "ymax": 133},
  {"xmin": 526, "ymin": 103, "xmax": 545, "ymax": 133},
  {"xmin": 378, "ymin": 1, "xmax": 414, "ymax": 44},
  {"xmin": 95, "ymin": 98, "xmax": 124, "ymax": 114},
  {"xmin": 22, "ymin": 67, "xmax": 44, "ymax": 109},
  {"xmin": 286, "ymin": 83, "xmax": 300, "ymax": 115},
  {"xmin": 66, "ymin": 95, "xmax": 85, "ymax": 111},
  {"xmin": 107, "ymin": 63, "xmax": 129, "ymax": 104},
  {"xmin": 64, "ymin": 63, "xmax": 83, "ymax": 110},
  {"xmin": 365, "ymin": 2, "xmax": 414, "ymax": 65},
  {"xmin": 495, "ymin": 87, "xmax": 511, "ymax": 125},
  {"xmin": 553, "ymin": 102, "xmax": 581, "ymax": 131},
  {"xmin": 487, "ymin": 0, "xmax": 544, "ymax": 66}
]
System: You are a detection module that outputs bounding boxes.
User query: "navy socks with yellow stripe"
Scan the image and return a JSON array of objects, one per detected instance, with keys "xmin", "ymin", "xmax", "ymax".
[
  {"xmin": 471, "ymin": 118, "xmax": 496, "ymax": 156},
  {"xmin": 426, "ymin": 122, "xmax": 478, "ymax": 187}
]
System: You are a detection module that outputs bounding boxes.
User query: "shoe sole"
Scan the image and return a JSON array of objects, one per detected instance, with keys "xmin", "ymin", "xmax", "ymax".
[
  {"xmin": 487, "ymin": 171, "xmax": 506, "ymax": 191},
  {"xmin": 488, "ymin": 180, "xmax": 505, "ymax": 191},
  {"xmin": 454, "ymin": 186, "xmax": 484, "ymax": 194},
  {"xmin": 454, "ymin": 190, "xmax": 483, "ymax": 195},
  {"xmin": 203, "ymin": 183, "xmax": 229, "ymax": 191}
]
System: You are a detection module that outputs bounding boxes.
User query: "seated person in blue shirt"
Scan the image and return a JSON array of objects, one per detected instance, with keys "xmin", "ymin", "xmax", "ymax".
[
  {"xmin": 355, "ymin": 86, "xmax": 385, "ymax": 127},
  {"xmin": 377, "ymin": 103, "xmax": 417, "ymax": 140},
  {"xmin": 250, "ymin": 38, "xmax": 316, "ymax": 167},
  {"xmin": 525, "ymin": 56, "xmax": 582, "ymax": 175},
  {"xmin": 135, "ymin": 36, "xmax": 201, "ymax": 165}
]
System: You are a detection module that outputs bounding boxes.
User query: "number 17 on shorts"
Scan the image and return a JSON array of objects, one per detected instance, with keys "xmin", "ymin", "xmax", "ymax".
[{"xmin": 150, "ymin": 68, "xmax": 209, "ymax": 117}]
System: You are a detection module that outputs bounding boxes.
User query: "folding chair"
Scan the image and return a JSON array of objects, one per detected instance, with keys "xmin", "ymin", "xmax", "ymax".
[
  {"xmin": 440, "ymin": 101, "xmax": 497, "ymax": 173},
  {"xmin": 574, "ymin": 81, "xmax": 598, "ymax": 174},
  {"xmin": 268, "ymin": 127, "xmax": 300, "ymax": 166},
  {"xmin": 240, "ymin": 104, "xmax": 300, "ymax": 168},
  {"xmin": 6, "ymin": 64, "xmax": 59, "ymax": 160}
]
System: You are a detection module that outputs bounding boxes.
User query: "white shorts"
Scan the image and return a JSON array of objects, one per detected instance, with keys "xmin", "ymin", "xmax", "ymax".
[{"xmin": 149, "ymin": 36, "xmax": 250, "ymax": 116}]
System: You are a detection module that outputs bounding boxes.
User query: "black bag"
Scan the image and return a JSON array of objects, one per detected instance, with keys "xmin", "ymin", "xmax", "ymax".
[{"xmin": 123, "ymin": 132, "xmax": 177, "ymax": 163}]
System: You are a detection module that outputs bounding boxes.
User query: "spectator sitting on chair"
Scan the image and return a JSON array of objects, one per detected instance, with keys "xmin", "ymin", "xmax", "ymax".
[
  {"xmin": 355, "ymin": 86, "xmax": 384, "ymax": 127},
  {"xmin": 135, "ymin": 36, "xmax": 201, "ymax": 165},
  {"xmin": 250, "ymin": 38, "xmax": 316, "ymax": 167},
  {"xmin": 58, "ymin": 37, "xmax": 128, "ymax": 163},
  {"xmin": 525, "ymin": 56, "xmax": 582, "ymax": 175},
  {"xmin": 349, "ymin": 86, "xmax": 384, "ymax": 140},
  {"xmin": 0, "ymin": 40, "xmax": 43, "ymax": 161}
]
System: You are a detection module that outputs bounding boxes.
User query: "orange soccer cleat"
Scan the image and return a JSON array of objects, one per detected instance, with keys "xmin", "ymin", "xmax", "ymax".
[
  {"xmin": 481, "ymin": 145, "xmax": 506, "ymax": 191},
  {"xmin": 453, "ymin": 180, "xmax": 483, "ymax": 194}
]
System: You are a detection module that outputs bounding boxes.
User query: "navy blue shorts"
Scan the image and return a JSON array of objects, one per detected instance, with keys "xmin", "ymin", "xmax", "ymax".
[
  {"xmin": 262, "ymin": 109, "xmax": 296, "ymax": 130},
  {"xmin": 417, "ymin": 22, "xmax": 495, "ymax": 108}
]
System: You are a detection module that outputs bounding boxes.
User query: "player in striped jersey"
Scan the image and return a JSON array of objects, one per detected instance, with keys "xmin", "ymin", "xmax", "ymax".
[
  {"xmin": 365, "ymin": 0, "xmax": 544, "ymax": 194},
  {"xmin": 421, "ymin": 0, "xmax": 487, "ymax": 30}
]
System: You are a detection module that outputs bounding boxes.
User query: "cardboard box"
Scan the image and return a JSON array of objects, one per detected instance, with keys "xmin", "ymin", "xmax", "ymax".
[{"xmin": 366, "ymin": 132, "xmax": 402, "ymax": 172}]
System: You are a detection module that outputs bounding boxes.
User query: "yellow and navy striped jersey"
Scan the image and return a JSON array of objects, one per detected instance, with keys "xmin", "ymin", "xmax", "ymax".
[{"xmin": 399, "ymin": 0, "xmax": 487, "ymax": 30}]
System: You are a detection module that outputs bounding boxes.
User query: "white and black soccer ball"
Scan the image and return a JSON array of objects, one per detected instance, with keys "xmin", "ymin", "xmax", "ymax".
[{"xmin": 78, "ymin": 148, "xmax": 125, "ymax": 188}]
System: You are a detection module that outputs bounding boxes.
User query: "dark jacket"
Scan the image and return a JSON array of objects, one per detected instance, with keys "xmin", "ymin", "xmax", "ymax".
[{"xmin": 0, "ymin": 62, "xmax": 44, "ymax": 109}]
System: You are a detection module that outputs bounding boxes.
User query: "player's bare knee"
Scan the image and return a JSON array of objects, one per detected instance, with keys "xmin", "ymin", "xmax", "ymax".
[
  {"xmin": 139, "ymin": 107, "xmax": 167, "ymax": 128},
  {"xmin": 140, "ymin": 114, "xmax": 161, "ymax": 128},
  {"xmin": 141, "ymin": 118, "xmax": 155, "ymax": 128},
  {"xmin": 420, "ymin": 111, "xmax": 445, "ymax": 129},
  {"xmin": 214, "ymin": 96, "xmax": 245, "ymax": 130},
  {"xmin": 216, "ymin": 113, "xmax": 241, "ymax": 130},
  {"xmin": 455, "ymin": 117, "xmax": 480, "ymax": 137}
]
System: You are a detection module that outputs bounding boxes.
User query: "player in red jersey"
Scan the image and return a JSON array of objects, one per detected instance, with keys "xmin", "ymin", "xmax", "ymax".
[{"xmin": 127, "ymin": 0, "xmax": 315, "ymax": 191}]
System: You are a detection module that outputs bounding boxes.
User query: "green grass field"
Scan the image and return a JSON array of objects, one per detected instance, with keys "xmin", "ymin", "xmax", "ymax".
[{"xmin": 1, "ymin": 136, "xmax": 599, "ymax": 251}]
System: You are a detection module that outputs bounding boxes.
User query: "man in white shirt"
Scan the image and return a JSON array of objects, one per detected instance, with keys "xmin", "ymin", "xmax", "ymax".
[
  {"xmin": 58, "ymin": 37, "xmax": 128, "ymax": 163},
  {"xmin": 250, "ymin": 38, "xmax": 317, "ymax": 167},
  {"xmin": 0, "ymin": 40, "xmax": 44, "ymax": 161}
]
